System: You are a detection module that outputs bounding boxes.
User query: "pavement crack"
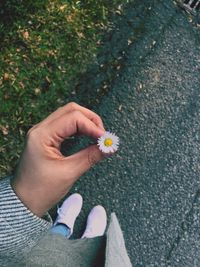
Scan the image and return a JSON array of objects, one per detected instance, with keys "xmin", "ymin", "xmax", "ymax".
[{"xmin": 165, "ymin": 189, "xmax": 200, "ymax": 265}]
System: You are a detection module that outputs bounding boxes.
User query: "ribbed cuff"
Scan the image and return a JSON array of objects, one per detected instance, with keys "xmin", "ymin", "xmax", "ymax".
[{"xmin": 0, "ymin": 176, "xmax": 53, "ymax": 258}]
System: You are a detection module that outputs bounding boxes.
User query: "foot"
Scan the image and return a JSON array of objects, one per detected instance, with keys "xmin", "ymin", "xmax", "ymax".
[
  {"xmin": 81, "ymin": 205, "xmax": 107, "ymax": 239},
  {"xmin": 54, "ymin": 193, "xmax": 83, "ymax": 237}
]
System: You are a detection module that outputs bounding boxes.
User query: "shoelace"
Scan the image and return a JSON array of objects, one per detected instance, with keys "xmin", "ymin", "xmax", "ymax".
[{"xmin": 57, "ymin": 207, "xmax": 66, "ymax": 218}]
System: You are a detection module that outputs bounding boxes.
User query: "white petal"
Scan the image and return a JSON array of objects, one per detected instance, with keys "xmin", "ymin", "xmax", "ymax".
[{"xmin": 97, "ymin": 131, "xmax": 119, "ymax": 154}]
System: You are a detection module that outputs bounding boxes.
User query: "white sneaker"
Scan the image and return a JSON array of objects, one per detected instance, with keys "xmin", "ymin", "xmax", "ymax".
[
  {"xmin": 81, "ymin": 205, "xmax": 107, "ymax": 239},
  {"xmin": 54, "ymin": 193, "xmax": 83, "ymax": 237}
]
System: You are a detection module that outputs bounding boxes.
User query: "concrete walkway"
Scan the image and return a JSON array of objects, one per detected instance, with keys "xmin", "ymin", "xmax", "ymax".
[{"xmin": 65, "ymin": 0, "xmax": 200, "ymax": 266}]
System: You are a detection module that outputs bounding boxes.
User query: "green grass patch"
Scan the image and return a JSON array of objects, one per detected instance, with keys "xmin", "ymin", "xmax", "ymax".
[{"xmin": 0, "ymin": 0, "xmax": 127, "ymax": 176}]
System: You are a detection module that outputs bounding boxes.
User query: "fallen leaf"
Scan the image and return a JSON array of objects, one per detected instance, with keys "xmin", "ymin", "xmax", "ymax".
[
  {"xmin": 34, "ymin": 88, "xmax": 41, "ymax": 95},
  {"xmin": 45, "ymin": 76, "xmax": 51, "ymax": 83},
  {"xmin": 60, "ymin": 4, "xmax": 67, "ymax": 11},
  {"xmin": 23, "ymin": 31, "xmax": 29, "ymax": 39},
  {"xmin": 118, "ymin": 104, "xmax": 123, "ymax": 111},
  {"xmin": 3, "ymin": 73, "xmax": 9, "ymax": 80},
  {"xmin": 3, "ymin": 93, "xmax": 9, "ymax": 100},
  {"xmin": 0, "ymin": 126, "xmax": 9, "ymax": 135},
  {"xmin": 19, "ymin": 82, "xmax": 25, "ymax": 89}
]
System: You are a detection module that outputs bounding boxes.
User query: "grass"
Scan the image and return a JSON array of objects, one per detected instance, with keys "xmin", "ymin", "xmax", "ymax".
[{"xmin": 0, "ymin": 0, "xmax": 127, "ymax": 177}]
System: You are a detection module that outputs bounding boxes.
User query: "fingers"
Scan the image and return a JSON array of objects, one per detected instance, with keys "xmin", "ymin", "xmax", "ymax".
[
  {"xmin": 47, "ymin": 110, "xmax": 105, "ymax": 147},
  {"xmin": 39, "ymin": 102, "xmax": 105, "ymax": 130},
  {"xmin": 62, "ymin": 145, "xmax": 104, "ymax": 180}
]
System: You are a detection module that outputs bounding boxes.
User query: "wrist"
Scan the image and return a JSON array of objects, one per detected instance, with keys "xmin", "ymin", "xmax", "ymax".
[{"xmin": 11, "ymin": 178, "xmax": 47, "ymax": 217}]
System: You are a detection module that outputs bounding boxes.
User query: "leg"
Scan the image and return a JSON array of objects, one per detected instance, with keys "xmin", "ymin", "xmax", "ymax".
[
  {"xmin": 50, "ymin": 193, "xmax": 83, "ymax": 238},
  {"xmin": 50, "ymin": 223, "xmax": 71, "ymax": 238},
  {"xmin": 82, "ymin": 205, "xmax": 107, "ymax": 238}
]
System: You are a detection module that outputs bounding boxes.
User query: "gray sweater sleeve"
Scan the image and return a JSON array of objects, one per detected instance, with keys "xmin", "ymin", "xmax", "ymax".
[{"xmin": 0, "ymin": 176, "xmax": 53, "ymax": 264}]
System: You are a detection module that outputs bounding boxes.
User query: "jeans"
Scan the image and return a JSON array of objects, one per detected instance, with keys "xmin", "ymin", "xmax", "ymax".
[{"xmin": 50, "ymin": 223, "xmax": 71, "ymax": 238}]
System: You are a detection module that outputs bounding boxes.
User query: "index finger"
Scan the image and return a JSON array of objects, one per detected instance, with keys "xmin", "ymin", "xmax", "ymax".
[
  {"xmin": 40, "ymin": 102, "xmax": 105, "ymax": 130},
  {"xmin": 46, "ymin": 110, "xmax": 105, "ymax": 148}
]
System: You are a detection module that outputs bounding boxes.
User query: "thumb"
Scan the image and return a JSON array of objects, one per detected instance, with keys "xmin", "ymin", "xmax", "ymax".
[{"xmin": 65, "ymin": 145, "xmax": 104, "ymax": 179}]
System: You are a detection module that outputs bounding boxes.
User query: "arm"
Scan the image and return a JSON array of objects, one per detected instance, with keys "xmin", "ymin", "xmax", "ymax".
[
  {"xmin": 0, "ymin": 176, "xmax": 52, "ymax": 263},
  {"xmin": 0, "ymin": 102, "xmax": 105, "ymax": 262}
]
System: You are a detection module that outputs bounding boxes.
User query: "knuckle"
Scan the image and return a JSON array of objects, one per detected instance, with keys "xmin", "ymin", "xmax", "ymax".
[
  {"xmin": 26, "ymin": 126, "xmax": 40, "ymax": 141},
  {"xmin": 96, "ymin": 114, "xmax": 102, "ymax": 123},
  {"xmin": 56, "ymin": 107, "xmax": 63, "ymax": 112},
  {"xmin": 71, "ymin": 110, "xmax": 82, "ymax": 118},
  {"xmin": 89, "ymin": 111, "xmax": 102, "ymax": 124},
  {"xmin": 67, "ymin": 102, "xmax": 78, "ymax": 110}
]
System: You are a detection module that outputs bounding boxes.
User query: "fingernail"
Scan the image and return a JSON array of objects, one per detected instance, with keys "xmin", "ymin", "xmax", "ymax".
[{"xmin": 102, "ymin": 152, "xmax": 114, "ymax": 158}]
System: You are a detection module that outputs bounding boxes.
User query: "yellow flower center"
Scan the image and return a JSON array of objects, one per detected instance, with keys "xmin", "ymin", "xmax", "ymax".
[{"xmin": 104, "ymin": 138, "xmax": 113, "ymax": 147}]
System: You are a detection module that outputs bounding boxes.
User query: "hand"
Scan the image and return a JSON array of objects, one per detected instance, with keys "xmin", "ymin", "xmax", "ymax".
[{"xmin": 12, "ymin": 102, "xmax": 105, "ymax": 217}]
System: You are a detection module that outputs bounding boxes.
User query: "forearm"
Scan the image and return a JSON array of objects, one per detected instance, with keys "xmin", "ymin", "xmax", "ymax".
[{"xmin": 0, "ymin": 176, "xmax": 52, "ymax": 264}]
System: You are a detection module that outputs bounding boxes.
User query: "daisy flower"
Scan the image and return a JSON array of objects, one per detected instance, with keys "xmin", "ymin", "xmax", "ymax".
[{"xmin": 97, "ymin": 131, "xmax": 119, "ymax": 154}]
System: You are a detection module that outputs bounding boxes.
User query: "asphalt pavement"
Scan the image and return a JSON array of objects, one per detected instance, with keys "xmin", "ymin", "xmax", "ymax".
[{"xmin": 61, "ymin": 0, "xmax": 200, "ymax": 266}]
